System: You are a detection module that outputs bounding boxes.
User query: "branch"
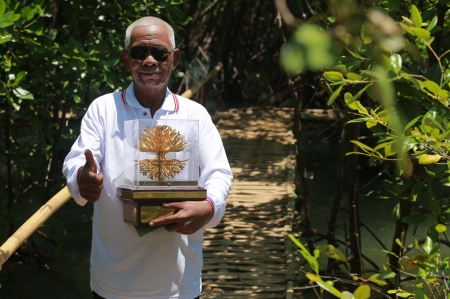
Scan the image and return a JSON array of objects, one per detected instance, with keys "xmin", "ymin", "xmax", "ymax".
[{"xmin": 274, "ymin": 0, "xmax": 301, "ymax": 28}]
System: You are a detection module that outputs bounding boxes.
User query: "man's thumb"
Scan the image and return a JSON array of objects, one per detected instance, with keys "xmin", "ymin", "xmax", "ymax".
[{"xmin": 84, "ymin": 149, "xmax": 97, "ymax": 173}]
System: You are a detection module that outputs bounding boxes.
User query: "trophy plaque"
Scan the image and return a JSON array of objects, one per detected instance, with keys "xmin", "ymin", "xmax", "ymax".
[{"xmin": 118, "ymin": 119, "xmax": 206, "ymax": 226}]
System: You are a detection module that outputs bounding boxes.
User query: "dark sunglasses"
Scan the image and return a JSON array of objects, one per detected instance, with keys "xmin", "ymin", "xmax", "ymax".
[{"xmin": 128, "ymin": 45, "xmax": 174, "ymax": 62}]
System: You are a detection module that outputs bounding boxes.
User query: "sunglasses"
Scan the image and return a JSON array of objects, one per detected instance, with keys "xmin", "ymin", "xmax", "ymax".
[{"xmin": 128, "ymin": 45, "xmax": 174, "ymax": 62}]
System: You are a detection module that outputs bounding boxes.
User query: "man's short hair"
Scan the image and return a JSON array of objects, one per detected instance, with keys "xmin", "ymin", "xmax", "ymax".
[{"xmin": 125, "ymin": 16, "xmax": 176, "ymax": 50}]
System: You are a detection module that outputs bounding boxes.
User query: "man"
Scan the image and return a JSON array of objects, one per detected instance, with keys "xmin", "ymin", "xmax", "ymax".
[{"xmin": 63, "ymin": 16, "xmax": 232, "ymax": 299}]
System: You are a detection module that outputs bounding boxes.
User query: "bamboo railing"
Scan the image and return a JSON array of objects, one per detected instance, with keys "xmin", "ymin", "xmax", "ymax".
[{"xmin": 0, "ymin": 63, "xmax": 222, "ymax": 269}]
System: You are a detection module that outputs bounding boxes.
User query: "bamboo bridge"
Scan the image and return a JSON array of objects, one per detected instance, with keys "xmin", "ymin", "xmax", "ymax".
[{"xmin": 201, "ymin": 107, "xmax": 302, "ymax": 298}]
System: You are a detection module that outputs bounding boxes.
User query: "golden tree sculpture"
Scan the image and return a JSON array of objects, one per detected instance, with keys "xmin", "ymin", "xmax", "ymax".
[{"xmin": 138, "ymin": 125, "xmax": 188, "ymax": 181}]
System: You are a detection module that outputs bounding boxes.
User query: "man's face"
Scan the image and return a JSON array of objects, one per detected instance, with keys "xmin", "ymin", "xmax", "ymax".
[{"xmin": 121, "ymin": 24, "xmax": 180, "ymax": 93}]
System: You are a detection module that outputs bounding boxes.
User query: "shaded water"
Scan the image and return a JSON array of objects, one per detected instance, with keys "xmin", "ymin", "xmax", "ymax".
[{"xmin": 300, "ymin": 123, "xmax": 449, "ymax": 273}]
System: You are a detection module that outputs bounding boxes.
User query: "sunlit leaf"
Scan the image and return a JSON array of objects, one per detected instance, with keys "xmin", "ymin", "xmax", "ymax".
[
  {"xmin": 324, "ymin": 71, "xmax": 344, "ymax": 81},
  {"xmin": 342, "ymin": 291, "xmax": 355, "ymax": 299},
  {"xmin": 390, "ymin": 54, "xmax": 402, "ymax": 74},
  {"xmin": 350, "ymin": 140, "xmax": 374, "ymax": 153},
  {"xmin": 354, "ymin": 284, "xmax": 371, "ymax": 299},
  {"xmin": 411, "ymin": 28, "xmax": 430, "ymax": 40},
  {"xmin": 368, "ymin": 274, "xmax": 388, "ymax": 286},
  {"xmin": 435, "ymin": 224, "xmax": 446, "ymax": 233},
  {"xmin": 346, "ymin": 72, "xmax": 362, "ymax": 81},
  {"xmin": 426, "ymin": 16, "xmax": 438, "ymax": 32},
  {"xmin": 422, "ymin": 80, "xmax": 441, "ymax": 94},
  {"xmin": 317, "ymin": 244, "xmax": 347, "ymax": 262},
  {"xmin": 410, "ymin": 5, "xmax": 422, "ymax": 28},
  {"xmin": 12, "ymin": 87, "xmax": 34, "ymax": 100},
  {"xmin": 327, "ymin": 84, "xmax": 343, "ymax": 106},
  {"xmin": 399, "ymin": 22, "xmax": 415, "ymax": 35},
  {"xmin": 422, "ymin": 236, "xmax": 432, "ymax": 254},
  {"xmin": 306, "ymin": 274, "xmax": 345, "ymax": 299},
  {"xmin": 418, "ymin": 154, "xmax": 442, "ymax": 164},
  {"xmin": 366, "ymin": 119, "xmax": 377, "ymax": 128}
]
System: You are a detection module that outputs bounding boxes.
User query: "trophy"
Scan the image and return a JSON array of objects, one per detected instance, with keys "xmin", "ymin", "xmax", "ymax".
[{"xmin": 117, "ymin": 119, "xmax": 206, "ymax": 226}]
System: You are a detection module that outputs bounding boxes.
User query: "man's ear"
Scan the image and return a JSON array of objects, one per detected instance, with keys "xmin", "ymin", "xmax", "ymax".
[
  {"xmin": 120, "ymin": 49, "xmax": 130, "ymax": 71},
  {"xmin": 171, "ymin": 48, "xmax": 180, "ymax": 70}
]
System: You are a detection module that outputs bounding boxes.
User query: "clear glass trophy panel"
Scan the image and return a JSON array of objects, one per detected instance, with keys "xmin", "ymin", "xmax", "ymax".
[{"xmin": 123, "ymin": 119, "xmax": 199, "ymax": 188}]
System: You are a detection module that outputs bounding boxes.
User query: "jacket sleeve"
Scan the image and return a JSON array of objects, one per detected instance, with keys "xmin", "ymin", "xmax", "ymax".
[
  {"xmin": 62, "ymin": 100, "xmax": 104, "ymax": 206},
  {"xmin": 198, "ymin": 110, "xmax": 233, "ymax": 228}
]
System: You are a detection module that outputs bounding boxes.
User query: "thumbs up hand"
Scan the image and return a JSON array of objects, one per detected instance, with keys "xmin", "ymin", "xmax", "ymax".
[{"xmin": 77, "ymin": 149, "xmax": 104, "ymax": 203}]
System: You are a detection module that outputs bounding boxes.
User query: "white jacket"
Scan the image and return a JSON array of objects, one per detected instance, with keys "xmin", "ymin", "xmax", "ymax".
[{"xmin": 63, "ymin": 82, "xmax": 232, "ymax": 299}]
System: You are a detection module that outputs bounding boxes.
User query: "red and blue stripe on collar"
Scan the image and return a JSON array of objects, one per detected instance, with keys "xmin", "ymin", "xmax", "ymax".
[{"xmin": 121, "ymin": 90, "xmax": 179, "ymax": 113}]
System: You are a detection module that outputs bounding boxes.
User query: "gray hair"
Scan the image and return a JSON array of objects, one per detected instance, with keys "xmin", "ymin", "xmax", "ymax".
[{"xmin": 124, "ymin": 17, "xmax": 176, "ymax": 50}]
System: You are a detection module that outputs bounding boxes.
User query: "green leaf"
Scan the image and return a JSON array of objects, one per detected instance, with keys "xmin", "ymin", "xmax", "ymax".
[
  {"xmin": 317, "ymin": 244, "xmax": 347, "ymax": 262},
  {"xmin": 411, "ymin": 28, "xmax": 430, "ymax": 40},
  {"xmin": 366, "ymin": 119, "xmax": 377, "ymax": 128},
  {"xmin": 418, "ymin": 154, "xmax": 442, "ymax": 164},
  {"xmin": 368, "ymin": 274, "xmax": 388, "ymax": 286},
  {"xmin": 324, "ymin": 71, "xmax": 344, "ymax": 81},
  {"xmin": 0, "ymin": 11, "xmax": 16, "ymax": 28},
  {"xmin": 346, "ymin": 72, "xmax": 362, "ymax": 81},
  {"xmin": 74, "ymin": 95, "xmax": 81, "ymax": 104},
  {"xmin": 13, "ymin": 71, "xmax": 26, "ymax": 86},
  {"xmin": 342, "ymin": 291, "xmax": 355, "ymax": 299},
  {"xmin": 280, "ymin": 43, "xmax": 304, "ymax": 75},
  {"xmin": 355, "ymin": 101, "xmax": 368, "ymax": 115},
  {"xmin": 435, "ymin": 224, "xmax": 446, "ymax": 233},
  {"xmin": 413, "ymin": 285, "xmax": 426, "ymax": 299},
  {"xmin": 393, "ymin": 203, "xmax": 400, "ymax": 220},
  {"xmin": 21, "ymin": 6, "xmax": 35, "ymax": 22},
  {"xmin": 422, "ymin": 80, "xmax": 441, "ymax": 94},
  {"xmin": 354, "ymin": 284, "xmax": 371, "ymax": 299},
  {"xmin": 346, "ymin": 48, "xmax": 368, "ymax": 60},
  {"xmin": 390, "ymin": 54, "xmax": 402, "ymax": 74},
  {"xmin": 327, "ymin": 84, "xmax": 343, "ymax": 106},
  {"xmin": 403, "ymin": 115, "xmax": 421, "ymax": 133},
  {"xmin": 426, "ymin": 16, "xmax": 438, "ymax": 32},
  {"xmin": 0, "ymin": 1, "xmax": 5, "ymax": 17},
  {"xmin": 399, "ymin": 22, "xmax": 415, "ymax": 36},
  {"xmin": 411, "ymin": 5, "xmax": 422, "ymax": 28},
  {"xmin": 347, "ymin": 117, "xmax": 369, "ymax": 123},
  {"xmin": 306, "ymin": 274, "xmax": 345, "ymax": 299},
  {"xmin": 12, "ymin": 87, "xmax": 33, "ymax": 100},
  {"xmin": 422, "ymin": 236, "xmax": 432, "ymax": 254},
  {"xmin": 377, "ymin": 271, "xmax": 396, "ymax": 280},
  {"xmin": 350, "ymin": 140, "xmax": 374, "ymax": 153}
]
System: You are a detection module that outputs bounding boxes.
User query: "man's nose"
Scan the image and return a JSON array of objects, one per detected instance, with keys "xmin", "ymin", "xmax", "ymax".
[{"xmin": 141, "ymin": 52, "xmax": 158, "ymax": 65}]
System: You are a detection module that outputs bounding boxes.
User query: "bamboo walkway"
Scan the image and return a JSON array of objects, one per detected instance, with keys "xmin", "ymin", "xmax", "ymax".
[{"xmin": 201, "ymin": 108, "xmax": 300, "ymax": 299}]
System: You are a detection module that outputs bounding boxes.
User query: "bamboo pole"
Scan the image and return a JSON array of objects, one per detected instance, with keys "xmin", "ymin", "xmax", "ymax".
[
  {"xmin": 179, "ymin": 63, "xmax": 222, "ymax": 99},
  {"xmin": 0, "ymin": 64, "xmax": 223, "ymax": 270},
  {"xmin": 0, "ymin": 186, "xmax": 71, "ymax": 269}
]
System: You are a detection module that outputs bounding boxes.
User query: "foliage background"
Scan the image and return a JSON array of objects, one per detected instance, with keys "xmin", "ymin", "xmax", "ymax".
[{"xmin": 2, "ymin": 0, "xmax": 450, "ymax": 298}]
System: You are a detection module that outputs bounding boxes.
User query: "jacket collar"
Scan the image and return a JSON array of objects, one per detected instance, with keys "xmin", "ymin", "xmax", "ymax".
[{"xmin": 121, "ymin": 82, "xmax": 179, "ymax": 112}]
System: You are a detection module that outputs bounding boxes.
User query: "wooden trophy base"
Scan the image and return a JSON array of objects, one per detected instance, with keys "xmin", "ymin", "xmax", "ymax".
[{"xmin": 117, "ymin": 186, "xmax": 207, "ymax": 226}]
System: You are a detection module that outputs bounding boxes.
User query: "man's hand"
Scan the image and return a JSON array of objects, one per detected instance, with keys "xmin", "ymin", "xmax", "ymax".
[
  {"xmin": 149, "ymin": 200, "xmax": 213, "ymax": 235},
  {"xmin": 78, "ymin": 149, "xmax": 104, "ymax": 203}
]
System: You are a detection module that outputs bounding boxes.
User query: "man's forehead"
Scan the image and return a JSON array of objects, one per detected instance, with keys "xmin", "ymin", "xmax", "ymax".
[{"xmin": 130, "ymin": 25, "xmax": 169, "ymax": 44}]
